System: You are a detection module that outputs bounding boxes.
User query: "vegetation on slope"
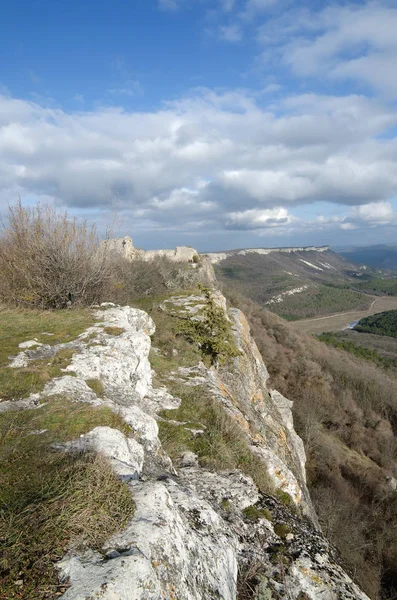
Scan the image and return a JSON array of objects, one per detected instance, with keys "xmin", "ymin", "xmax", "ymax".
[
  {"xmin": 0, "ymin": 200, "xmax": 209, "ymax": 311},
  {"xmin": 318, "ymin": 331, "xmax": 397, "ymax": 371},
  {"xmin": 354, "ymin": 276, "xmax": 397, "ymax": 297},
  {"xmin": 355, "ymin": 310, "xmax": 397, "ymax": 338},
  {"xmin": 0, "ymin": 399, "xmax": 134, "ymax": 600},
  {"xmin": 132, "ymin": 293, "xmax": 273, "ymax": 495},
  {"xmin": 215, "ymin": 252, "xmax": 372, "ymax": 320},
  {"xmin": 224, "ymin": 286, "xmax": 397, "ymax": 600},
  {"xmin": 177, "ymin": 285, "xmax": 240, "ymax": 364}
]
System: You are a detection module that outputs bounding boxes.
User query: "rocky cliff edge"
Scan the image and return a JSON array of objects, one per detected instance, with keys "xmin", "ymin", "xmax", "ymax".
[{"xmin": 3, "ymin": 291, "xmax": 369, "ymax": 600}]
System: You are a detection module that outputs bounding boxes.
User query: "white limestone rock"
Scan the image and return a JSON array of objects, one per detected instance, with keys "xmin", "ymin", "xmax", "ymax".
[
  {"xmin": 61, "ymin": 426, "xmax": 144, "ymax": 481},
  {"xmin": 18, "ymin": 339, "xmax": 43, "ymax": 349},
  {"xmin": 59, "ymin": 480, "xmax": 239, "ymax": 600},
  {"xmin": 65, "ymin": 307, "xmax": 155, "ymax": 404}
]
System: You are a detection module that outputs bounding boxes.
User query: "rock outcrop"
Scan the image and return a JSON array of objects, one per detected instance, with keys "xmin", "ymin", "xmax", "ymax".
[
  {"xmin": 2, "ymin": 293, "xmax": 369, "ymax": 599},
  {"xmin": 205, "ymin": 246, "xmax": 330, "ymax": 264}
]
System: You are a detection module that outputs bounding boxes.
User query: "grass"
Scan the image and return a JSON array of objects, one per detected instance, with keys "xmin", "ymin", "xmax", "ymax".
[
  {"xmin": 134, "ymin": 289, "xmax": 273, "ymax": 493},
  {"xmin": 0, "ymin": 306, "xmax": 96, "ymax": 401},
  {"xmin": 242, "ymin": 505, "xmax": 273, "ymax": 522},
  {"xmin": 273, "ymin": 523, "xmax": 292, "ymax": 539},
  {"xmin": 158, "ymin": 383, "xmax": 273, "ymax": 494},
  {"xmin": 0, "ymin": 398, "xmax": 134, "ymax": 600},
  {"xmin": 0, "ymin": 348, "xmax": 78, "ymax": 401},
  {"xmin": 86, "ymin": 378, "xmax": 105, "ymax": 397},
  {"xmin": 0, "ymin": 306, "xmax": 95, "ymax": 367},
  {"xmin": 103, "ymin": 326, "xmax": 125, "ymax": 336}
]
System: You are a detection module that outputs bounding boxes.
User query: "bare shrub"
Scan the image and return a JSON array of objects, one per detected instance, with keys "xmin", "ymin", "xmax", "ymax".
[
  {"xmin": 106, "ymin": 255, "xmax": 175, "ymax": 302},
  {"xmin": 0, "ymin": 200, "xmax": 110, "ymax": 308},
  {"xmin": 105, "ymin": 254, "xmax": 208, "ymax": 303}
]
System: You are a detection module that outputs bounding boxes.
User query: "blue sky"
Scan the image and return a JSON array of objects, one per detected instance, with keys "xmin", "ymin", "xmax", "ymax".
[{"xmin": 1, "ymin": 0, "xmax": 397, "ymax": 250}]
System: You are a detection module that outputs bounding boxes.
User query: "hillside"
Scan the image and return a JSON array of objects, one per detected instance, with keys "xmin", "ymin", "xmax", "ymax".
[
  {"xmin": 1, "ymin": 204, "xmax": 396, "ymax": 600},
  {"xmin": 355, "ymin": 310, "xmax": 397, "ymax": 337},
  {"xmin": 0, "ymin": 290, "xmax": 371, "ymax": 600},
  {"xmin": 212, "ymin": 247, "xmax": 373, "ymax": 320},
  {"xmin": 225, "ymin": 287, "xmax": 397, "ymax": 600}
]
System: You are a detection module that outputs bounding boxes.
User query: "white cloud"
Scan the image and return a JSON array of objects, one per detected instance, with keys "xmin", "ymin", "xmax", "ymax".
[
  {"xmin": 275, "ymin": 3, "xmax": 397, "ymax": 98},
  {"xmin": 351, "ymin": 201, "xmax": 396, "ymax": 224},
  {"xmin": 219, "ymin": 24, "xmax": 242, "ymax": 42},
  {"xmin": 227, "ymin": 206, "xmax": 294, "ymax": 228},
  {"xmin": 1, "ymin": 88, "xmax": 397, "ymax": 242}
]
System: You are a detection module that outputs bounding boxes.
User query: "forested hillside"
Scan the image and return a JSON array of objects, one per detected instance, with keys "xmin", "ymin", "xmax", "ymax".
[
  {"xmin": 224, "ymin": 286, "xmax": 397, "ymax": 599},
  {"xmin": 356, "ymin": 310, "xmax": 397, "ymax": 338}
]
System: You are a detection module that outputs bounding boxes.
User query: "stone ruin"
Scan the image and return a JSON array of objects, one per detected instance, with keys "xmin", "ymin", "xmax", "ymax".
[{"xmin": 103, "ymin": 236, "xmax": 199, "ymax": 263}]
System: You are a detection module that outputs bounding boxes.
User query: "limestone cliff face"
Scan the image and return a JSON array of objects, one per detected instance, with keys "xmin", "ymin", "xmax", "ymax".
[
  {"xmin": 214, "ymin": 307, "xmax": 317, "ymax": 524},
  {"xmin": 5, "ymin": 293, "xmax": 369, "ymax": 599}
]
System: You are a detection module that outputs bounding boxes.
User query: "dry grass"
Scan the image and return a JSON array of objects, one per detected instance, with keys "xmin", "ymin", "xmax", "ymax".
[
  {"xmin": 103, "ymin": 326, "xmax": 125, "ymax": 336},
  {"xmin": 0, "ymin": 398, "xmax": 134, "ymax": 600}
]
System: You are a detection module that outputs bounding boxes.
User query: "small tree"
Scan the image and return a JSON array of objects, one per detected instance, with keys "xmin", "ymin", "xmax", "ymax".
[
  {"xmin": 0, "ymin": 200, "xmax": 110, "ymax": 308},
  {"xmin": 178, "ymin": 285, "xmax": 240, "ymax": 365}
]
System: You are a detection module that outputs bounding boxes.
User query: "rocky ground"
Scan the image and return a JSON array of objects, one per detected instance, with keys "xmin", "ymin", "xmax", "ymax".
[{"xmin": 1, "ymin": 293, "xmax": 370, "ymax": 599}]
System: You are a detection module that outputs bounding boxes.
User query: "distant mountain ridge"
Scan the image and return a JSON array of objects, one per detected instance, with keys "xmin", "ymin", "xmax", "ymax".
[
  {"xmin": 336, "ymin": 245, "xmax": 397, "ymax": 270},
  {"xmin": 205, "ymin": 245, "xmax": 330, "ymax": 264}
]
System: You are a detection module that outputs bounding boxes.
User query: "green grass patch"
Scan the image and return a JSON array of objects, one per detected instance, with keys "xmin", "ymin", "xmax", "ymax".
[
  {"xmin": 0, "ymin": 348, "xmax": 78, "ymax": 401},
  {"xmin": 158, "ymin": 383, "xmax": 273, "ymax": 493},
  {"xmin": 0, "ymin": 306, "xmax": 94, "ymax": 367},
  {"xmin": 275, "ymin": 490, "xmax": 295, "ymax": 511},
  {"xmin": 242, "ymin": 505, "xmax": 273, "ymax": 522},
  {"xmin": 0, "ymin": 398, "xmax": 133, "ymax": 599},
  {"xmin": 85, "ymin": 378, "xmax": 105, "ymax": 397},
  {"xmin": 273, "ymin": 523, "xmax": 292, "ymax": 539}
]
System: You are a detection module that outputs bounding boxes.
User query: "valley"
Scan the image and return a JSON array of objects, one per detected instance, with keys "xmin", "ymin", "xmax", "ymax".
[
  {"xmin": 291, "ymin": 295, "xmax": 397, "ymax": 334},
  {"xmin": 213, "ymin": 245, "xmax": 397, "ymax": 323}
]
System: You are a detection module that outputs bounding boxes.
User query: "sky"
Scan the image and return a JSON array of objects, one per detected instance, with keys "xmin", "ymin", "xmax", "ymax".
[{"xmin": 1, "ymin": 0, "xmax": 397, "ymax": 251}]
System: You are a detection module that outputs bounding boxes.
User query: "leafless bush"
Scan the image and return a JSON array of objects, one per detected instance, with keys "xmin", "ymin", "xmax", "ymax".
[
  {"xmin": 0, "ymin": 200, "xmax": 110, "ymax": 308},
  {"xmin": 105, "ymin": 254, "xmax": 205, "ymax": 303}
]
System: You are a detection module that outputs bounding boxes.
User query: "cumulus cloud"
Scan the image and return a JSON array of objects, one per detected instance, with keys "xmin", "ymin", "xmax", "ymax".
[
  {"xmin": 1, "ymin": 87, "xmax": 397, "ymax": 245},
  {"xmin": 227, "ymin": 206, "xmax": 294, "ymax": 228},
  {"xmin": 270, "ymin": 2, "xmax": 397, "ymax": 98}
]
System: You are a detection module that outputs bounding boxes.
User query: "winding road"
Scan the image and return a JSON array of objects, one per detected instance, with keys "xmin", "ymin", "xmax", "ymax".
[{"xmin": 292, "ymin": 296, "xmax": 397, "ymax": 335}]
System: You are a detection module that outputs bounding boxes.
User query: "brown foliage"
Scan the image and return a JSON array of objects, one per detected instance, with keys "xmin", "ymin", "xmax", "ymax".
[
  {"xmin": 0, "ymin": 200, "xmax": 110, "ymax": 308},
  {"xmin": 224, "ymin": 286, "xmax": 397, "ymax": 600}
]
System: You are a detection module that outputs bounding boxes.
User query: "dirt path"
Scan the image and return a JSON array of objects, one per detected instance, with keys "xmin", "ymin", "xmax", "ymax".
[{"xmin": 292, "ymin": 296, "xmax": 397, "ymax": 335}]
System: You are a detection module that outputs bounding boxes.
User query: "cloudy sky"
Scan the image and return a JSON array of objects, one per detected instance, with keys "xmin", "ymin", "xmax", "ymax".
[{"xmin": 2, "ymin": 0, "xmax": 397, "ymax": 250}]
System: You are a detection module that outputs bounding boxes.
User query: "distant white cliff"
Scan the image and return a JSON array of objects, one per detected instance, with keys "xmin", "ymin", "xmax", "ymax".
[{"xmin": 205, "ymin": 246, "xmax": 330, "ymax": 264}]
